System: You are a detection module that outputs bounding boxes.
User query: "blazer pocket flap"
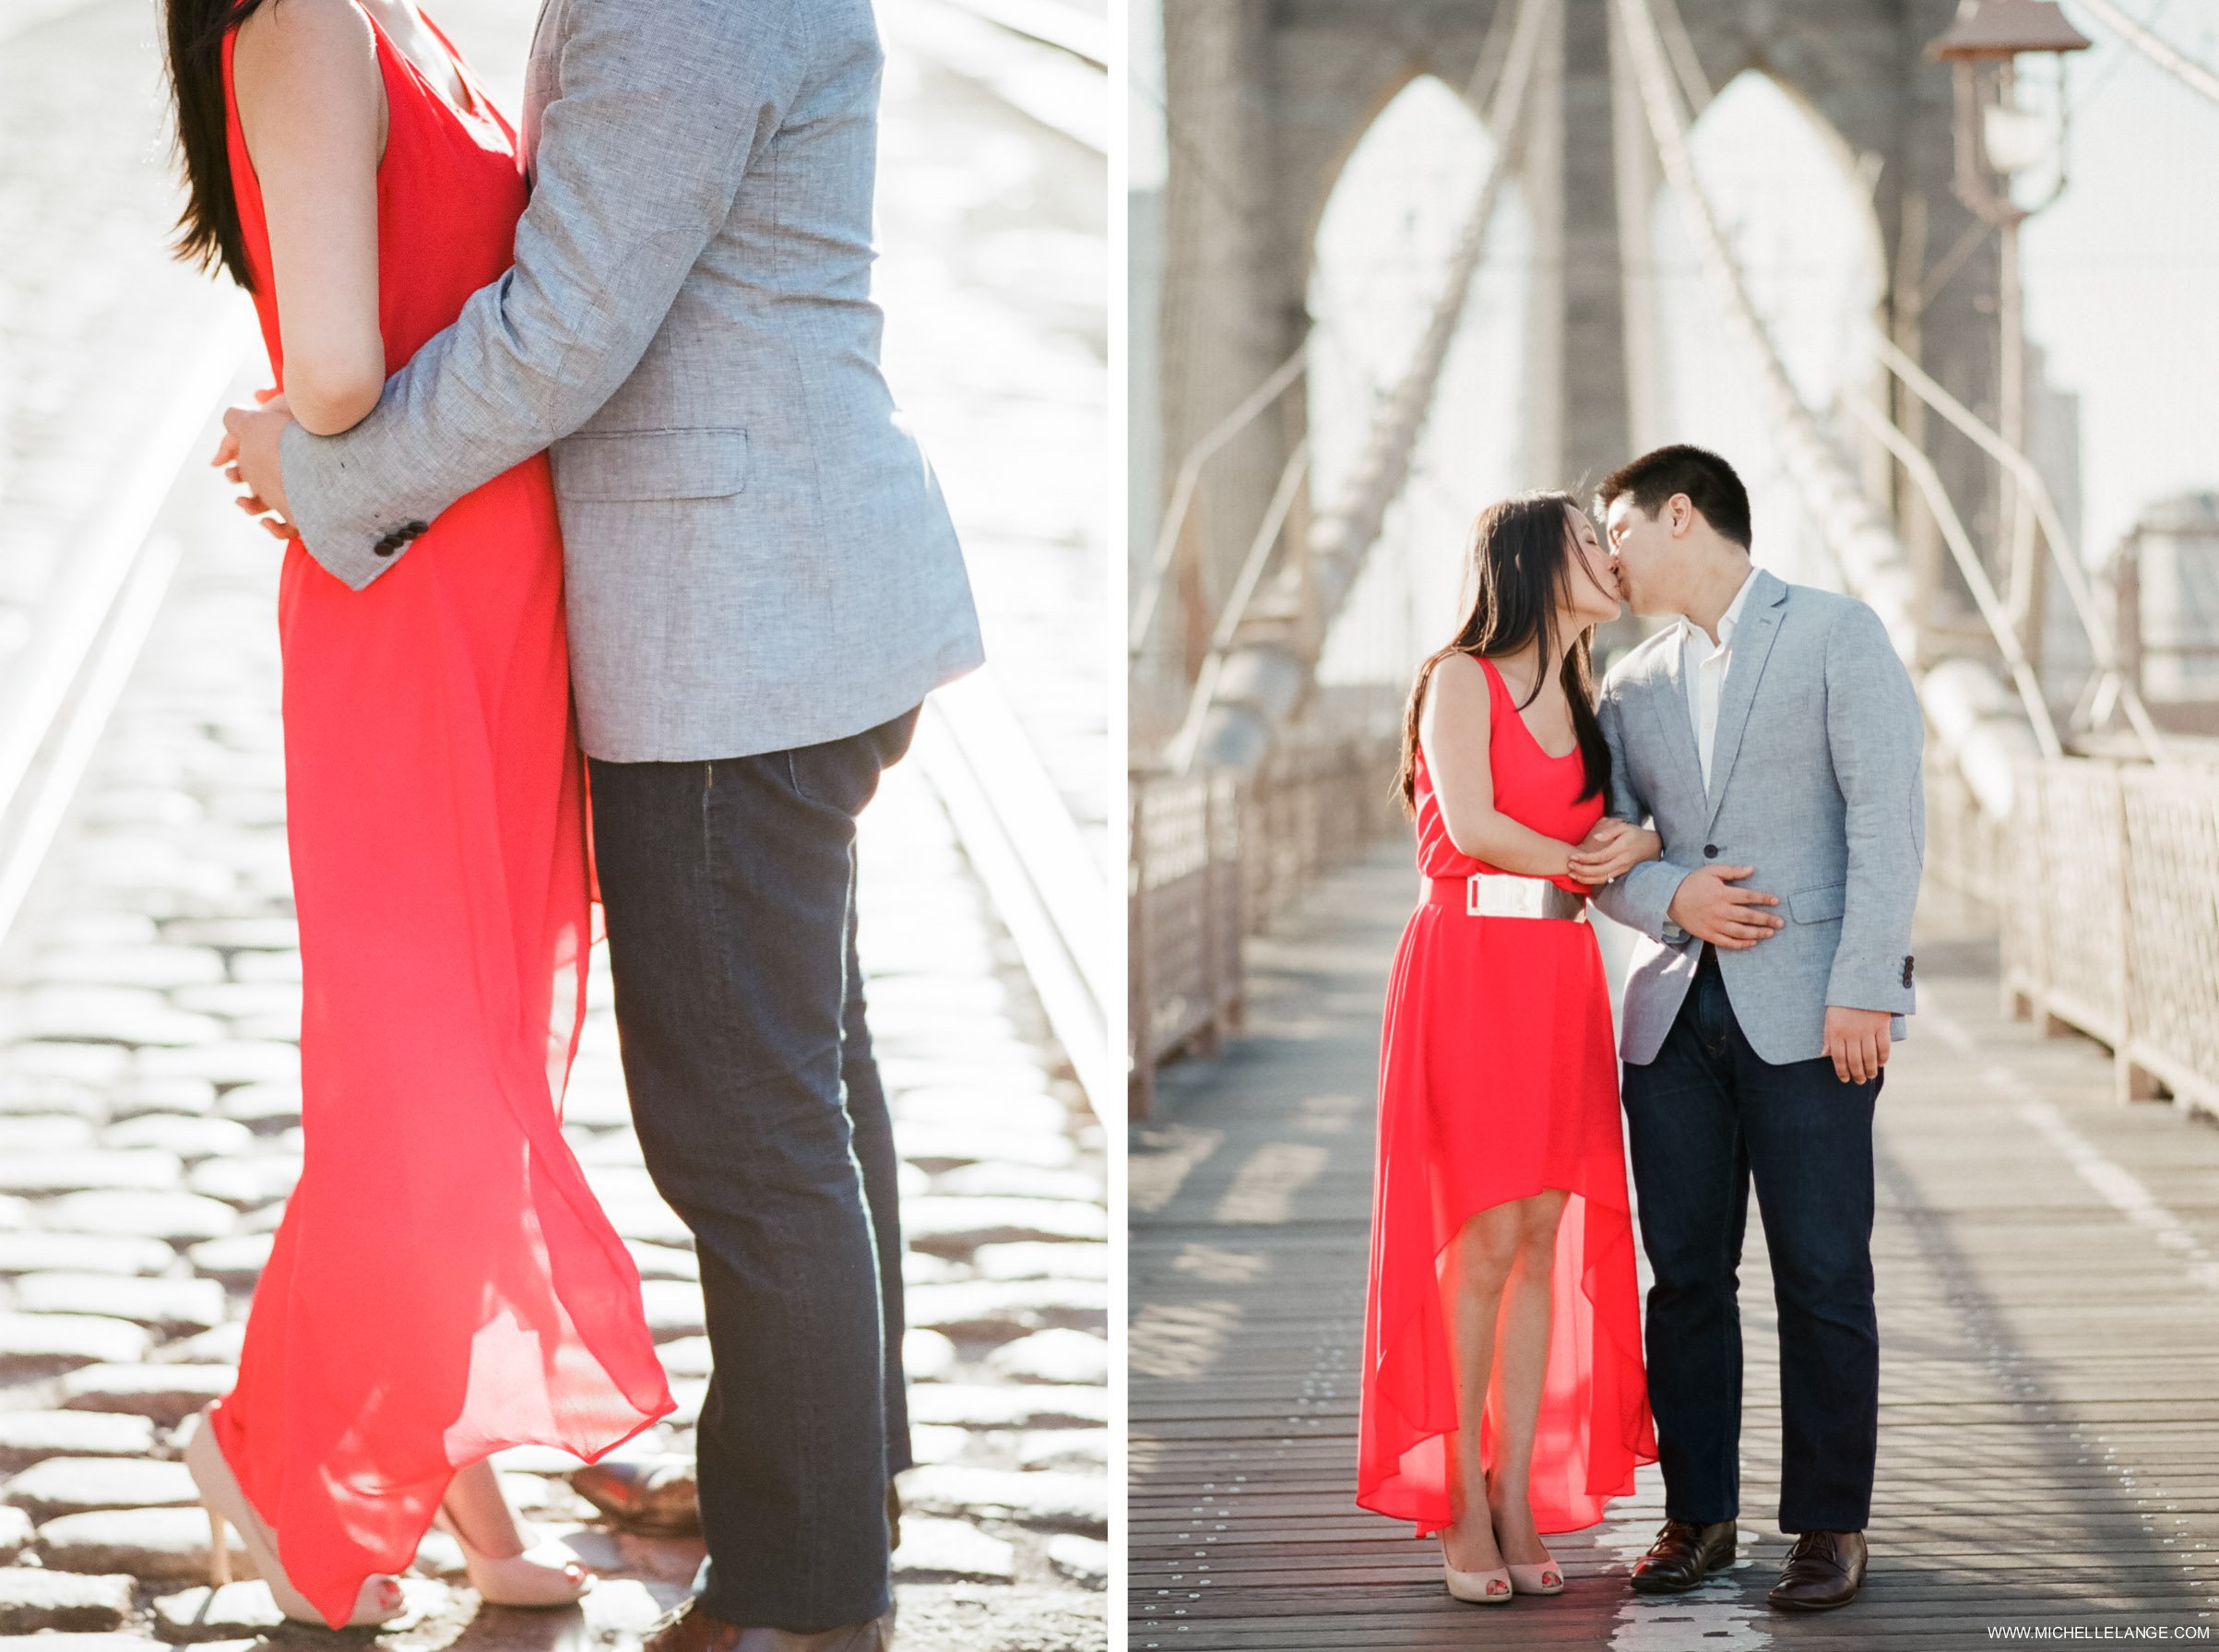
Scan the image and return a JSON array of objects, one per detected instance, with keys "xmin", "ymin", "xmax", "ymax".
[
  {"xmin": 1789, "ymin": 881, "xmax": 1848, "ymax": 923},
  {"xmin": 553, "ymin": 428, "xmax": 749, "ymax": 501}
]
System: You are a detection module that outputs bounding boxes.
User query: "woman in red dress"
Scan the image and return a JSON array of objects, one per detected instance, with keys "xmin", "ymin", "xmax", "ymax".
[
  {"xmin": 159, "ymin": 0, "xmax": 674, "ymax": 1628},
  {"xmin": 1358, "ymin": 492, "xmax": 1660, "ymax": 1601}
]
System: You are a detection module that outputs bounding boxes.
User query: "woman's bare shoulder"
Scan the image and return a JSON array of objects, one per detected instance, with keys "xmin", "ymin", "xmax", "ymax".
[
  {"xmin": 1420, "ymin": 651, "xmax": 1490, "ymax": 728},
  {"xmin": 232, "ymin": 0, "xmax": 378, "ymax": 90}
]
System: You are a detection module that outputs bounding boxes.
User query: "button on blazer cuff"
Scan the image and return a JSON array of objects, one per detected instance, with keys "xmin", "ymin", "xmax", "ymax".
[{"xmin": 282, "ymin": 420, "xmax": 409, "ymax": 592}]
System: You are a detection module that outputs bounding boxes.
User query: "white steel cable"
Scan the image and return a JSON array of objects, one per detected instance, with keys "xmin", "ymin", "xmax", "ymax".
[
  {"xmin": 2072, "ymin": 0, "xmax": 2219, "ymax": 107},
  {"xmin": 1867, "ymin": 325, "xmax": 2167, "ymax": 760}
]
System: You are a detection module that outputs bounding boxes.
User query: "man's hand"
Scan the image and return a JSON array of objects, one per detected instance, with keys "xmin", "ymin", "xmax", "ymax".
[
  {"xmin": 213, "ymin": 390, "xmax": 300, "ymax": 541},
  {"xmin": 1823, "ymin": 1005, "xmax": 1893, "ymax": 1085},
  {"xmin": 1665, "ymin": 864, "xmax": 1784, "ymax": 949},
  {"xmin": 1566, "ymin": 818, "xmax": 1661, "ymax": 885}
]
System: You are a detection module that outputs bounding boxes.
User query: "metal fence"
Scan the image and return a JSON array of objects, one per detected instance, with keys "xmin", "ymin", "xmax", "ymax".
[
  {"xmin": 1129, "ymin": 711, "xmax": 1403, "ymax": 1114},
  {"xmin": 1928, "ymin": 752, "xmax": 2219, "ymax": 1116},
  {"xmin": 1134, "ymin": 728, "xmax": 2219, "ymax": 1123}
]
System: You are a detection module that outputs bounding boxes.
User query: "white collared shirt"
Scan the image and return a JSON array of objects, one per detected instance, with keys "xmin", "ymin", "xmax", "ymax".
[{"xmin": 1681, "ymin": 565, "xmax": 1761, "ymax": 789}]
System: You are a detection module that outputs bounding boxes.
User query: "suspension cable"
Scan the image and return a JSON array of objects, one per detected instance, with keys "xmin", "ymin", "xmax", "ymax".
[
  {"xmin": 1868, "ymin": 327, "xmax": 2167, "ymax": 759},
  {"xmin": 2073, "ymin": 0, "xmax": 2219, "ymax": 107},
  {"xmin": 1845, "ymin": 397, "xmax": 2062, "ymax": 756}
]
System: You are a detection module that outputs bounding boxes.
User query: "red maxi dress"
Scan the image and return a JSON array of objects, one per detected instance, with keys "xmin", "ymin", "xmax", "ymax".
[
  {"xmin": 1358, "ymin": 655, "xmax": 1655, "ymax": 1536},
  {"xmin": 209, "ymin": 11, "xmax": 675, "ymax": 1627}
]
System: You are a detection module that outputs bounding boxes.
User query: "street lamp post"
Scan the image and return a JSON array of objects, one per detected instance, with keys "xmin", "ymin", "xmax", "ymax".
[{"xmin": 1927, "ymin": 0, "xmax": 2091, "ymax": 687}]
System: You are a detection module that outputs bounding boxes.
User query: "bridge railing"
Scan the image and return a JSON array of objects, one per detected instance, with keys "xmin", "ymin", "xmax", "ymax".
[
  {"xmin": 1929, "ymin": 753, "xmax": 2219, "ymax": 1116},
  {"xmin": 1129, "ymin": 700, "xmax": 1403, "ymax": 1114},
  {"xmin": 1923, "ymin": 752, "xmax": 2014, "ymax": 912}
]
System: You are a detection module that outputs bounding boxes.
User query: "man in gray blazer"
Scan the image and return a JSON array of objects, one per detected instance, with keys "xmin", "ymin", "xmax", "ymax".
[
  {"xmin": 225, "ymin": 2, "xmax": 983, "ymax": 1647},
  {"xmin": 1585, "ymin": 446, "xmax": 1922, "ymax": 1615}
]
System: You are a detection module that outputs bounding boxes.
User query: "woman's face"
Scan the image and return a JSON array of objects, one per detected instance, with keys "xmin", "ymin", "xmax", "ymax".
[{"xmin": 1560, "ymin": 505, "xmax": 1622, "ymax": 627}]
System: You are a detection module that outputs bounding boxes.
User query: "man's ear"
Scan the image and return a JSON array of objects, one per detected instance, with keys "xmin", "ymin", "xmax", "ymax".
[{"xmin": 1668, "ymin": 493, "xmax": 1693, "ymax": 539}]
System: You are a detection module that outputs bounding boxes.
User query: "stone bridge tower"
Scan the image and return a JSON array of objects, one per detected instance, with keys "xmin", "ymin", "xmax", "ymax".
[{"xmin": 1155, "ymin": 0, "xmax": 1999, "ymax": 706}]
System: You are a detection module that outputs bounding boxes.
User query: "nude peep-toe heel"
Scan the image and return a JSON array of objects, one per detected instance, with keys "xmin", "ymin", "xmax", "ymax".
[
  {"xmin": 1508, "ymin": 1559, "xmax": 1566, "ymax": 1596},
  {"xmin": 184, "ymin": 1407, "xmax": 405, "ymax": 1627},
  {"xmin": 433, "ymin": 1503, "xmax": 593, "ymax": 1608},
  {"xmin": 1444, "ymin": 1558, "xmax": 1515, "ymax": 1602},
  {"xmin": 1440, "ymin": 1535, "xmax": 1513, "ymax": 1604}
]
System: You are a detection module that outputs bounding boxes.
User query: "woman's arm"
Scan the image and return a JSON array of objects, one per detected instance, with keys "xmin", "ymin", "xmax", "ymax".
[
  {"xmin": 232, "ymin": 0, "xmax": 385, "ymax": 436},
  {"xmin": 1420, "ymin": 655, "xmax": 1582, "ymax": 878}
]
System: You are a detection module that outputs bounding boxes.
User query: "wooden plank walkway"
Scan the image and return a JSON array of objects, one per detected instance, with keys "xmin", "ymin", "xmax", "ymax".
[{"xmin": 1130, "ymin": 843, "xmax": 2219, "ymax": 1647}]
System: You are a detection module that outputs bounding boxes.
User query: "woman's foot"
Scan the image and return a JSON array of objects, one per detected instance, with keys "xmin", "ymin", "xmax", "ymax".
[
  {"xmin": 184, "ymin": 1408, "xmax": 406, "ymax": 1627},
  {"xmin": 437, "ymin": 1458, "xmax": 592, "ymax": 1608},
  {"xmin": 1438, "ymin": 1515, "xmax": 1513, "ymax": 1603},
  {"xmin": 1487, "ymin": 1485, "xmax": 1563, "ymax": 1593}
]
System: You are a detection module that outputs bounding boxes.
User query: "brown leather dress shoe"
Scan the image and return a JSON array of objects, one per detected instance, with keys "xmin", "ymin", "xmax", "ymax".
[
  {"xmin": 571, "ymin": 1456, "xmax": 701, "ymax": 1536},
  {"xmin": 642, "ymin": 1603, "xmax": 742, "ymax": 1652},
  {"xmin": 1767, "ymin": 1528, "xmax": 1868, "ymax": 1610},
  {"xmin": 642, "ymin": 1603, "xmax": 894, "ymax": 1652},
  {"xmin": 573, "ymin": 1463, "xmax": 905, "ymax": 1551},
  {"xmin": 734, "ymin": 1614, "xmax": 895, "ymax": 1652},
  {"xmin": 1628, "ymin": 1518, "xmax": 1738, "ymax": 1594}
]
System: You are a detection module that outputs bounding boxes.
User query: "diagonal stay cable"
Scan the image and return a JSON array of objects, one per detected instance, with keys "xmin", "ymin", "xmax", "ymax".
[
  {"xmin": 1846, "ymin": 395, "xmax": 2061, "ymax": 757},
  {"xmin": 1130, "ymin": 344, "xmax": 1309, "ymax": 653},
  {"xmin": 2071, "ymin": 0, "xmax": 2219, "ymax": 106},
  {"xmin": 1867, "ymin": 326, "xmax": 2167, "ymax": 761}
]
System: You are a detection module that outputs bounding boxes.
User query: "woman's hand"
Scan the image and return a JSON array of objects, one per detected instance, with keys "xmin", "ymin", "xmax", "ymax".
[
  {"xmin": 212, "ymin": 388, "xmax": 301, "ymax": 541},
  {"xmin": 1565, "ymin": 817, "xmax": 1661, "ymax": 885}
]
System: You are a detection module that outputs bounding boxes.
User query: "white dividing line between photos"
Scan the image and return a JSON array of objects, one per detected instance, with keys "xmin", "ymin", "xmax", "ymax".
[{"xmin": 1924, "ymin": 1004, "xmax": 2219, "ymax": 1294}]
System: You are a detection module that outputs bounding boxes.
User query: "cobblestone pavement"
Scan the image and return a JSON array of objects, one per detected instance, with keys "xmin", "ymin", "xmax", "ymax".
[{"xmin": 0, "ymin": 3, "xmax": 1108, "ymax": 1649}]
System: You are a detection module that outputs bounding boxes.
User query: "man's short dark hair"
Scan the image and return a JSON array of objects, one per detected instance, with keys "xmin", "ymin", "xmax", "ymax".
[{"xmin": 1595, "ymin": 444, "xmax": 1752, "ymax": 549}]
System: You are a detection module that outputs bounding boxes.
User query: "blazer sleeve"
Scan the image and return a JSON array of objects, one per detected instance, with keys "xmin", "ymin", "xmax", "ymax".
[
  {"xmin": 1821, "ymin": 599, "xmax": 1926, "ymax": 1013},
  {"xmin": 1588, "ymin": 680, "xmax": 1696, "ymax": 943},
  {"xmin": 279, "ymin": 0, "xmax": 809, "ymax": 590}
]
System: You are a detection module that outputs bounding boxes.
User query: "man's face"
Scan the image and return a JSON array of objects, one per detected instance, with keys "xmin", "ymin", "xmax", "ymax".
[{"xmin": 1605, "ymin": 493, "xmax": 1680, "ymax": 616}]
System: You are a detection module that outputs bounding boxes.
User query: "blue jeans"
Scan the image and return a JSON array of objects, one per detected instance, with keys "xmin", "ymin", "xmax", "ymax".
[
  {"xmin": 587, "ymin": 707, "xmax": 920, "ymax": 1631},
  {"xmin": 1620, "ymin": 946, "xmax": 1881, "ymax": 1533}
]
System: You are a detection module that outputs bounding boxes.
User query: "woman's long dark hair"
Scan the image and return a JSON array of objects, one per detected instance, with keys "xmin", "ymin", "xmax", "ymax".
[
  {"xmin": 1395, "ymin": 491, "xmax": 1612, "ymax": 814},
  {"xmin": 166, "ymin": 0, "xmax": 273, "ymax": 291}
]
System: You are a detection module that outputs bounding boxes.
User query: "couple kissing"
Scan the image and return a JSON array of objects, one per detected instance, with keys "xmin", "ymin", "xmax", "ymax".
[{"xmin": 1356, "ymin": 443, "xmax": 1925, "ymax": 1613}]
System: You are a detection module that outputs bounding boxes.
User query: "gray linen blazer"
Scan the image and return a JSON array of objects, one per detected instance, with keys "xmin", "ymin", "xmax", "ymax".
[
  {"xmin": 279, "ymin": 0, "xmax": 984, "ymax": 762},
  {"xmin": 1589, "ymin": 567, "xmax": 1926, "ymax": 1066}
]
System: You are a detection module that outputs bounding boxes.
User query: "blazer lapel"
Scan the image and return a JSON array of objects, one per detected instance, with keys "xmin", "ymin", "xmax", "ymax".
[
  {"xmin": 1649, "ymin": 626, "xmax": 1709, "ymax": 810},
  {"xmin": 1702, "ymin": 569, "xmax": 1789, "ymax": 826}
]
